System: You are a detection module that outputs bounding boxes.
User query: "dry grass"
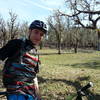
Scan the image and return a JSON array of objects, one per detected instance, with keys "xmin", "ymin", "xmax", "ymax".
[
  {"xmin": 38, "ymin": 49, "xmax": 100, "ymax": 100},
  {"xmin": 0, "ymin": 49, "xmax": 100, "ymax": 100}
]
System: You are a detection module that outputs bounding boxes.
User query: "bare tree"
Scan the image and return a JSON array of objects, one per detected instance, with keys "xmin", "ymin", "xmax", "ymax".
[
  {"xmin": 48, "ymin": 11, "xmax": 65, "ymax": 54},
  {"xmin": 0, "ymin": 15, "xmax": 7, "ymax": 46},
  {"xmin": 19, "ymin": 21, "xmax": 29, "ymax": 38},
  {"xmin": 7, "ymin": 11, "xmax": 19, "ymax": 40},
  {"xmin": 59, "ymin": 0, "xmax": 100, "ymax": 50}
]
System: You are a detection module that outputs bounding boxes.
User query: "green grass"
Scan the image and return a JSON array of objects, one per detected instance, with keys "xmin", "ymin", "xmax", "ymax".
[
  {"xmin": 38, "ymin": 49, "xmax": 100, "ymax": 100},
  {"xmin": 0, "ymin": 49, "xmax": 100, "ymax": 100}
]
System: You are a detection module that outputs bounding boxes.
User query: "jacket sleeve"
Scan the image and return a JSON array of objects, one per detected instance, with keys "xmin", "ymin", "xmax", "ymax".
[{"xmin": 0, "ymin": 39, "xmax": 22, "ymax": 61}]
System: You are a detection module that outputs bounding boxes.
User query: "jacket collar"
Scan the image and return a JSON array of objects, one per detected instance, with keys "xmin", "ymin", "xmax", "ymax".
[{"xmin": 25, "ymin": 39, "xmax": 36, "ymax": 51}]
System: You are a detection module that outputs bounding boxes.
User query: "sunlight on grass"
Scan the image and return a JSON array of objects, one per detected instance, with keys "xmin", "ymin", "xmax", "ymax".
[
  {"xmin": 0, "ymin": 49, "xmax": 99, "ymax": 100},
  {"xmin": 38, "ymin": 50, "xmax": 100, "ymax": 99}
]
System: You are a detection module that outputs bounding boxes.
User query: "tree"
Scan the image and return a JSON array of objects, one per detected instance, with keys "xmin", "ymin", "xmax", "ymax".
[
  {"xmin": 0, "ymin": 15, "xmax": 7, "ymax": 46},
  {"xmin": 47, "ymin": 11, "xmax": 66, "ymax": 54},
  {"xmin": 7, "ymin": 11, "xmax": 19, "ymax": 40},
  {"xmin": 59, "ymin": 0, "xmax": 100, "ymax": 50},
  {"xmin": 19, "ymin": 21, "xmax": 29, "ymax": 38}
]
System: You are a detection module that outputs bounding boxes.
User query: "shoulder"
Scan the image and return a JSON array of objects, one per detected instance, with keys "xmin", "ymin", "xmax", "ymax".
[
  {"xmin": 7, "ymin": 39, "xmax": 25, "ymax": 47},
  {"xmin": 8, "ymin": 39, "xmax": 23, "ymax": 44}
]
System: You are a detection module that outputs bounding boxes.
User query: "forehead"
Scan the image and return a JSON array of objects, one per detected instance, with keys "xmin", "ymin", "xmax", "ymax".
[{"xmin": 32, "ymin": 29, "xmax": 44, "ymax": 34}]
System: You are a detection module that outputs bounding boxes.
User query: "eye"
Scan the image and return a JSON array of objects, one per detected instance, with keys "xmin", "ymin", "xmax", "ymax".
[
  {"xmin": 34, "ymin": 29, "xmax": 44, "ymax": 36},
  {"xmin": 34, "ymin": 29, "xmax": 39, "ymax": 33}
]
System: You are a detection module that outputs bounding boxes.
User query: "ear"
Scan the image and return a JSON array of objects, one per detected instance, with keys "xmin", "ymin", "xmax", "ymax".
[
  {"xmin": 29, "ymin": 29, "xmax": 32, "ymax": 34},
  {"xmin": 28, "ymin": 29, "xmax": 32, "ymax": 39}
]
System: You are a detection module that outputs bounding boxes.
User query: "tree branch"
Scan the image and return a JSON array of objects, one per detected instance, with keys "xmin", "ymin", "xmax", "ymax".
[
  {"xmin": 95, "ymin": 16, "xmax": 100, "ymax": 23},
  {"xmin": 77, "ymin": 9, "xmax": 100, "ymax": 14}
]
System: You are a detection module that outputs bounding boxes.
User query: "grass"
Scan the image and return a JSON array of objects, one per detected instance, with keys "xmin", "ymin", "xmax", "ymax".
[
  {"xmin": 0, "ymin": 48, "xmax": 100, "ymax": 100},
  {"xmin": 38, "ymin": 49, "xmax": 100, "ymax": 100}
]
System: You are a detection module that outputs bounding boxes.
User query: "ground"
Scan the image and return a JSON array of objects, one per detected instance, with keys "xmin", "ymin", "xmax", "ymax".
[{"xmin": 0, "ymin": 49, "xmax": 100, "ymax": 100}]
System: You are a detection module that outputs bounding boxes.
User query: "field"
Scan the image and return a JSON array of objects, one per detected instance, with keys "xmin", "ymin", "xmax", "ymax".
[
  {"xmin": 38, "ymin": 49, "xmax": 100, "ymax": 100},
  {"xmin": 0, "ymin": 49, "xmax": 100, "ymax": 100}
]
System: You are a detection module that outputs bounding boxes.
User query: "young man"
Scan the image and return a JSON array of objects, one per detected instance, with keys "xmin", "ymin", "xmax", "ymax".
[{"xmin": 0, "ymin": 20, "xmax": 47, "ymax": 100}]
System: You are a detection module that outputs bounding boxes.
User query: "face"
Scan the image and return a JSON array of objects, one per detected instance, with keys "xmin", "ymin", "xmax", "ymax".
[{"xmin": 29, "ymin": 29, "xmax": 44, "ymax": 45}]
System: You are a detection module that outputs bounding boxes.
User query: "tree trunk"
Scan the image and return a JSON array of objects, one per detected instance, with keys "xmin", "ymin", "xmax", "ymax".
[
  {"xmin": 39, "ymin": 42, "xmax": 43, "ymax": 50},
  {"xmin": 58, "ymin": 38, "xmax": 61, "ymax": 54},
  {"xmin": 58, "ymin": 44, "xmax": 61, "ymax": 54},
  {"xmin": 74, "ymin": 39, "xmax": 78, "ymax": 53},
  {"xmin": 97, "ymin": 31, "xmax": 100, "ymax": 51}
]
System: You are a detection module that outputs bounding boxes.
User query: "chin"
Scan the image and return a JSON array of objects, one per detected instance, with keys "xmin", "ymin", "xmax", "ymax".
[{"xmin": 34, "ymin": 42, "xmax": 40, "ymax": 45}]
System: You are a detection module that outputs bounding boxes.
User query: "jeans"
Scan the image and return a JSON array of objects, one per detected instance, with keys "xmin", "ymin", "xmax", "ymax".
[{"xmin": 7, "ymin": 94, "xmax": 36, "ymax": 100}]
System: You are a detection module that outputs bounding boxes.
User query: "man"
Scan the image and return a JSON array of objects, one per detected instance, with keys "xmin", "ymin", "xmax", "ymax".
[{"xmin": 0, "ymin": 20, "xmax": 47, "ymax": 100}]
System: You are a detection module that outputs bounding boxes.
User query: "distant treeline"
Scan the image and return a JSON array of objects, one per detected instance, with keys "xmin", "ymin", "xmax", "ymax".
[{"xmin": 0, "ymin": 11, "xmax": 98, "ymax": 53}]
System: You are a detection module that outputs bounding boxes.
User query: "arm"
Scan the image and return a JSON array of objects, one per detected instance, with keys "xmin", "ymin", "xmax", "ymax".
[
  {"xmin": 0, "ymin": 40, "xmax": 12, "ymax": 61},
  {"xmin": 0, "ymin": 39, "xmax": 22, "ymax": 61}
]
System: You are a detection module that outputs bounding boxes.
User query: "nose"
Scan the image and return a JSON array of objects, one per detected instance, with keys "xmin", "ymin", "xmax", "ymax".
[{"xmin": 36, "ymin": 33, "xmax": 42, "ymax": 40}]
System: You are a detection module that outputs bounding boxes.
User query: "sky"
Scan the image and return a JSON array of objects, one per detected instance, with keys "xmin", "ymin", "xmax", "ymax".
[
  {"xmin": 0, "ymin": 0, "xmax": 100, "ymax": 27},
  {"xmin": 0, "ymin": 0, "xmax": 65, "ymax": 24}
]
